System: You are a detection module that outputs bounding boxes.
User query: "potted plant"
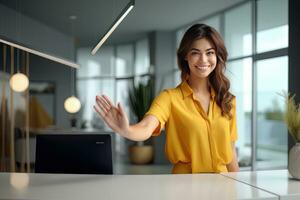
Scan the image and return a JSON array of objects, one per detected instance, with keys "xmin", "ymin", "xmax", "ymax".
[
  {"xmin": 282, "ymin": 93, "xmax": 300, "ymax": 180},
  {"xmin": 128, "ymin": 76, "xmax": 155, "ymax": 164}
]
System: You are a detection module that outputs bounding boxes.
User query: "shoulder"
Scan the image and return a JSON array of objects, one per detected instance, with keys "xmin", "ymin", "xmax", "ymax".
[{"xmin": 157, "ymin": 86, "xmax": 182, "ymax": 100}]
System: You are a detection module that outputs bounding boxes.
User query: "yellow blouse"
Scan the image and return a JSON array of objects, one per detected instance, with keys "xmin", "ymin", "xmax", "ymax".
[{"xmin": 145, "ymin": 80, "xmax": 238, "ymax": 174}]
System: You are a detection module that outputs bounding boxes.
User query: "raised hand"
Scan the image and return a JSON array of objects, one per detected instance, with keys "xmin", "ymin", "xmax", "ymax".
[{"xmin": 93, "ymin": 95, "xmax": 129, "ymax": 137}]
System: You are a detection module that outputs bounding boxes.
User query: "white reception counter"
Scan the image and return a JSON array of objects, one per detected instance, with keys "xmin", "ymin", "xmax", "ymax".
[
  {"xmin": 0, "ymin": 170, "xmax": 298, "ymax": 200},
  {"xmin": 221, "ymin": 169, "xmax": 300, "ymax": 200}
]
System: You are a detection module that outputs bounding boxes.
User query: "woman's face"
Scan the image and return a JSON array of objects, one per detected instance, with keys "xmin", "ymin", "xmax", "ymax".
[{"xmin": 185, "ymin": 38, "xmax": 217, "ymax": 79}]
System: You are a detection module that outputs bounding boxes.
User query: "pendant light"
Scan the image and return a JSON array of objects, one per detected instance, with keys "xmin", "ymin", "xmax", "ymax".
[
  {"xmin": 9, "ymin": 72, "xmax": 29, "ymax": 92},
  {"xmin": 64, "ymin": 96, "xmax": 81, "ymax": 114},
  {"xmin": 0, "ymin": 39, "xmax": 79, "ymax": 68},
  {"xmin": 9, "ymin": 49, "xmax": 29, "ymax": 93},
  {"xmin": 9, "ymin": 1, "xmax": 29, "ymax": 93},
  {"xmin": 0, "ymin": 0, "xmax": 78, "ymax": 68},
  {"xmin": 64, "ymin": 16, "xmax": 81, "ymax": 114},
  {"xmin": 91, "ymin": 0, "xmax": 134, "ymax": 55}
]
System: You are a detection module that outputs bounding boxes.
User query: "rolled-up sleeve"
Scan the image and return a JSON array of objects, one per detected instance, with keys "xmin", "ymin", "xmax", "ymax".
[{"xmin": 145, "ymin": 90, "xmax": 171, "ymax": 136}]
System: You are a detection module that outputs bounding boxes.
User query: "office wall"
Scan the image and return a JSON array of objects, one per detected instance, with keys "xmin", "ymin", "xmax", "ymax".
[
  {"xmin": 0, "ymin": 4, "xmax": 74, "ymax": 60},
  {"xmin": 29, "ymin": 55, "xmax": 72, "ymax": 128},
  {"xmin": 150, "ymin": 31, "xmax": 175, "ymax": 93},
  {"xmin": 149, "ymin": 31, "xmax": 176, "ymax": 164},
  {"xmin": 288, "ymin": 0, "xmax": 300, "ymax": 150}
]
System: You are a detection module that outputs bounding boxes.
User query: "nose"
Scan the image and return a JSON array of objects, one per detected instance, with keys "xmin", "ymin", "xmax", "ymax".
[{"xmin": 198, "ymin": 53, "xmax": 208, "ymax": 63}]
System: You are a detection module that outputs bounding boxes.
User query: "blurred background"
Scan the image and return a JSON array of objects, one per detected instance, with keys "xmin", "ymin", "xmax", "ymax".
[{"xmin": 0, "ymin": 0, "xmax": 296, "ymax": 174}]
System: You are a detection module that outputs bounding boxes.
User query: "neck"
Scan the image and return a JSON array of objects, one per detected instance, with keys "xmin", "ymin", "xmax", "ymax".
[{"xmin": 187, "ymin": 75, "xmax": 210, "ymax": 94}]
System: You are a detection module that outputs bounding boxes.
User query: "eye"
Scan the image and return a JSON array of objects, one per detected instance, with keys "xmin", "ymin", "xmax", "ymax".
[
  {"xmin": 207, "ymin": 51, "xmax": 215, "ymax": 56},
  {"xmin": 191, "ymin": 51, "xmax": 199, "ymax": 55}
]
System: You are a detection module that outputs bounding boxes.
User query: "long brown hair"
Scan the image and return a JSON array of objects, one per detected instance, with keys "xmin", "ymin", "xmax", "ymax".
[{"xmin": 177, "ymin": 24, "xmax": 234, "ymax": 118}]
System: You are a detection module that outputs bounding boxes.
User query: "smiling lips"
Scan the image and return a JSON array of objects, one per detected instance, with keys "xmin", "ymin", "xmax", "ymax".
[{"xmin": 195, "ymin": 65, "xmax": 210, "ymax": 70}]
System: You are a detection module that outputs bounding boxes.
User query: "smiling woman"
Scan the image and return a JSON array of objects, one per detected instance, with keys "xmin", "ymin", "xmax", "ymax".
[{"xmin": 94, "ymin": 24, "xmax": 239, "ymax": 174}]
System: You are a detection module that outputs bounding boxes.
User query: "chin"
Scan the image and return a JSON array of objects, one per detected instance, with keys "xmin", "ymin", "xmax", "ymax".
[
  {"xmin": 196, "ymin": 74, "xmax": 210, "ymax": 79},
  {"xmin": 192, "ymin": 71, "xmax": 213, "ymax": 79}
]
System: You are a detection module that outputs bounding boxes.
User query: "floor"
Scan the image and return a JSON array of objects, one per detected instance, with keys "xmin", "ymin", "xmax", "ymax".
[{"xmin": 113, "ymin": 146, "xmax": 288, "ymax": 174}]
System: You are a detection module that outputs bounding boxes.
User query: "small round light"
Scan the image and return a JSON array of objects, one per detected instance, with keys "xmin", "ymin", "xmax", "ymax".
[
  {"xmin": 10, "ymin": 173, "xmax": 29, "ymax": 189},
  {"xmin": 9, "ymin": 73, "xmax": 29, "ymax": 92},
  {"xmin": 64, "ymin": 96, "xmax": 81, "ymax": 113}
]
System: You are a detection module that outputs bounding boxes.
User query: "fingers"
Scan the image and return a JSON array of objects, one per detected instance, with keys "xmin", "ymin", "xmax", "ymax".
[
  {"xmin": 93, "ymin": 105, "xmax": 104, "ymax": 118},
  {"xmin": 94, "ymin": 105, "xmax": 114, "ymax": 129},
  {"xmin": 117, "ymin": 102, "xmax": 125, "ymax": 116},
  {"xmin": 102, "ymin": 95, "xmax": 114, "ymax": 107},
  {"xmin": 96, "ymin": 95, "xmax": 111, "ymax": 113}
]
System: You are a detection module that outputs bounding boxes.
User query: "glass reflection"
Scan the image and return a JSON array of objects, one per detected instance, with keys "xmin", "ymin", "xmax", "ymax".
[{"xmin": 10, "ymin": 173, "xmax": 29, "ymax": 189}]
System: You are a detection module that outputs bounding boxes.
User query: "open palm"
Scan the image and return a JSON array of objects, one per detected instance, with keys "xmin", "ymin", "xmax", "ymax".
[{"xmin": 94, "ymin": 95, "xmax": 129, "ymax": 136}]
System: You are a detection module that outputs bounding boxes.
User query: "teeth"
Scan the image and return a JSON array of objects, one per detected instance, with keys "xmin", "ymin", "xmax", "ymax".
[{"xmin": 196, "ymin": 65, "xmax": 209, "ymax": 70}]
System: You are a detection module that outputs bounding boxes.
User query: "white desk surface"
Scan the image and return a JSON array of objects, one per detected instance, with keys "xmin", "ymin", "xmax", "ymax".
[
  {"xmin": 221, "ymin": 170, "xmax": 300, "ymax": 200},
  {"xmin": 0, "ymin": 172, "xmax": 277, "ymax": 200}
]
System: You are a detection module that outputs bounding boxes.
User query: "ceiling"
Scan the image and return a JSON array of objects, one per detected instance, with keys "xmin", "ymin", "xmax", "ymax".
[{"xmin": 0, "ymin": 0, "xmax": 245, "ymax": 47}]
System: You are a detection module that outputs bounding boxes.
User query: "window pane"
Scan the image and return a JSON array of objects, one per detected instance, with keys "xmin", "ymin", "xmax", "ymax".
[
  {"xmin": 256, "ymin": 56, "xmax": 288, "ymax": 169},
  {"xmin": 116, "ymin": 79, "xmax": 132, "ymax": 117},
  {"xmin": 257, "ymin": 0, "xmax": 288, "ymax": 53},
  {"xmin": 226, "ymin": 58, "xmax": 252, "ymax": 168},
  {"xmin": 135, "ymin": 39, "xmax": 150, "ymax": 75},
  {"xmin": 77, "ymin": 46, "xmax": 114, "ymax": 78},
  {"xmin": 78, "ymin": 78, "xmax": 115, "ymax": 129},
  {"xmin": 225, "ymin": 2, "xmax": 252, "ymax": 58},
  {"xmin": 116, "ymin": 44, "xmax": 134, "ymax": 77}
]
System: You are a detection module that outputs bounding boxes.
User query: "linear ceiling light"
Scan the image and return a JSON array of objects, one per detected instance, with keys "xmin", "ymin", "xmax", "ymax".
[
  {"xmin": 91, "ymin": 0, "xmax": 135, "ymax": 55},
  {"xmin": 0, "ymin": 38, "xmax": 79, "ymax": 68}
]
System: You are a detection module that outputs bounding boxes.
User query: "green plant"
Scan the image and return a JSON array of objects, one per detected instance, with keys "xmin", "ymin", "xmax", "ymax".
[
  {"xmin": 281, "ymin": 92, "xmax": 300, "ymax": 142},
  {"xmin": 128, "ymin": 76, "xmax": 155, "ymax": 145},
  {"xmin": 128, "ymin": 77, "xmax": 155, "ymax": 121}
]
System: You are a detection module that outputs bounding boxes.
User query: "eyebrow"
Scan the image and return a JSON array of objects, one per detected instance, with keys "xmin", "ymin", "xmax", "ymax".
[{"xmin": 190, "ymin": 48, "xmax": 215, "ymax": 52}]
